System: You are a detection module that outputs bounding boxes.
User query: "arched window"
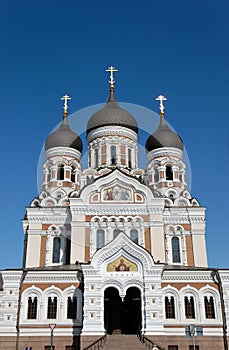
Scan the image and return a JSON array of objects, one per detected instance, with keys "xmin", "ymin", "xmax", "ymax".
[
  {"xmin": 130, "ymin": 229, "xmax": 138, "ymax": 244},
  {"xmin": 88, "ymin": 150, "xmax": 91, "ymax": 168},
  {"xmin": 154, "ymin": 168, "xmax": 159, "ymax": 183},
  {"xmin": 27, "ymin": 296, "xmax": 37, "ymax": 319},
  {"xmin": 95, "ymin": 149, "xmax": 99, "ymax": 168},
  {"xmin": 113, "ymin": 229, "xmax": 121, "ymax": 239},
  {"xmin": 111, "ymin": 146, "xmax": 117, "ymax": 165},
  {"xmin": 57, "ymin": 164, "xmax": 65, "ymax": 180},
  {"xmin": 128, "ymin": 149, "xmax": 132, "ymax": 168},
  {"xmin": 165, "ymin": 296, "xmax": 175, "ymax": 318},
  {"xmin": 71, "ymin": 167, "xmax": 76, "ymax": 183},
  {"xmin": 172, "ymin": 237, "xmax": 181, "ymax": 263},
  {"xmin": 204, "ymin": 296, "xmax": 215, "ymax": 319},
  {"xmin": 67, "ymin": 296, "xmax": 77, "ymax": 319},
  {"xmin": 185, "ymin": 296, "xmax": 195, "ymax": 318},
  {"xmin": 96, "ymin": 229, "xmax": 105, "ymax": 249},
  {"xmin": 52, "ymin": 237, "xmax": 61, "ymax": 263},
  {"xmin": 47, "ymin": 296, "xmax": 57, "ymax": 319},
  {"xmin": 166, "ymin": 165, "xmax": 173, "ymax": 180}
]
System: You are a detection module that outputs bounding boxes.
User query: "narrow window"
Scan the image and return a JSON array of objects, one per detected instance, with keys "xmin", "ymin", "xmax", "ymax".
[
  {"xmin": 67, "ymin": 296, "xmax": 77, "ymax": 319},
  {"xmin": 47, "ymin": 296, "xmax": 57, "ymax": 319},
  {"xmin": 71, "ymin": 167, "xmax": 75, "ymax": 183},
  {"xmin": 27, "ymin": 296, "xmax": 37, "ymax": 319},
  {"xmin": 88, "ymin": 150, "xmax": 91, "ymax": 168},
  {"xmin": 189, "ymin": 346, "xmax": 199, "ymax": 350},
  {"xmin": 96, "ymin": 229, "xmax": 105, "ymax": 249},
  {"xmin": 111, "ymin": 146, "xmax": 117, "ymax": 165},
  {"xmin": 128, "ymin": 149, "xmax": 132, "ymax": 168},
  {"xmin": 113, "ymin": 229, "xmax": 121, "ymax": 239},
  {"xmin": 95, "ymin": 149, "xmax": 99, "ymax": 168},
  {"xmin": 154, "ymin": 168, "xmax": 159, "ymax": 183},
  {"xmin": 185, "ymin": 296, "xmax": 195, "ymax": 318},
  {"xmin": 65, "ymin": 238, "xmax": 71, "ymax": 265},
  {"xmin": 52, "ymin": 237, "xmax": 61, "ymax": 263},
  {"xmin": 172, "ymin": 237, "xmax": 181, "ymax": 263},
  {"xmin": 130, "ymin": 229, "xmax": 138, "ymax": 244},
  {"xmin": 165, "ymin": 296, "xmax": 175, "ymax": 319},
  {"xmin": 45, "ymin": 347, "xmax": 55, "ymax": 350},
  {"xmin": 168, "ymin": 346, "xmax": 178, "ymax": 350},
  {"xmin": 57, "ymin": 164, "xmax": 65, "ymax": 180},
  {"xmin": 204, "ymin": 296, "xmax": 215, "ymax": 319},
  {"xmin": 166, "ymin": 165, "xmax": 173, "ymax": 180}
]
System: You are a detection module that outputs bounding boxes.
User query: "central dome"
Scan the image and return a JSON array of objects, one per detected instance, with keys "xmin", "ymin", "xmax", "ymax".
[{"xmin": 86, "ymin": 89, "xmax": 138, "ymax": 136}]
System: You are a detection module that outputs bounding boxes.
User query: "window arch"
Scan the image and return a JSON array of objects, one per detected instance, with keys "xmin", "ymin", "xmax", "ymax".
[
  {"xmin": 128, "ymin": 148, "xmax": 132, "ymax": 168},
  {"xmin": 57, "ymin": 164, "xmax": 65, "ymax": 180},
  {"xmin": 113, "ymin": 229, "xmax": 121, "ymax": 239},
  {"xmin": 94, "ymin": 149, "xmax": 99, "ymax": 168},
  {"xmin": 165, "ymin": 296, "xmax": 175, "ymax": 319},
  {"xmin": 52, "ymin": 237, "xmax": 61, "ymax": 263},
  {"xmin": 111, "ymin": 146, "xmax": 117, "ymax": 165},
  {"xmin": 67, "ymin": 295, "xmax": 77, "ymax": 319},
  {"xmin": 172, "ymin": 237, "xmax": 181, "ymax": 263},
  {"xmin": 166, "ymin": 165, "xmax": 173, "ymax": 180},
  {"xmin": 27, "ymin": 296, "xmax": 38, "ymax": 319},
  {"xmin": 96, "ymin": 229, "xmax": 105, "ymax": 249},
  {"xmin": 185, "ymin": 296, "xmax": 195, "ymax": 318},
  {"xmin": 204, "ymin": 296, "xmax": 215, "ymax": 319},
  {"xmin": 47, "ymin": 296, "xmax": 57, "ymax": 319},
  {"xmin": 71, "ymin": 166, "xmax": 76, "ymax": 182},
  {"xmin": 130, "ymin": 229, "xmax": 138, "ymax": 244}
]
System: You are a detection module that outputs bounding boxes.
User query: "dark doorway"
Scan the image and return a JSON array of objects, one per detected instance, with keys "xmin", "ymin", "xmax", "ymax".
[{"xmin": 104, "ymin": 287, "xmax": 142, "ymax": 335}]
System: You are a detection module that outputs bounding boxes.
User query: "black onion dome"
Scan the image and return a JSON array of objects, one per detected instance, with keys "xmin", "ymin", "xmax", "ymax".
[
  {"xmin": 145, "ymin": 116, "xmax": 183, "ymax": 152},
  {"xmin": 45, "ymin": 116, "xmax": 83, "ymax": 152},
  {"xmin": 86, "ymin": 89, "xmax": 138, "ymax": 135}
]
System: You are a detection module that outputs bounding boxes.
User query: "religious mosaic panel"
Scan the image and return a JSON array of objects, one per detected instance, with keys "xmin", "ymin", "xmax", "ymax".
[
  {"xmin": 107, "ymin": 256, "xmax": 138, "ymax": 272},
  {"xmin": 102, "ymin": 185, "xmax": 132, "ymax": 201}
]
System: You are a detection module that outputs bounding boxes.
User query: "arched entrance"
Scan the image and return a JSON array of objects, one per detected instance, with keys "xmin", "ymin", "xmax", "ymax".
[{"xmin": 104, "ymin": 287, "xmax": 142, "ymax": 335}]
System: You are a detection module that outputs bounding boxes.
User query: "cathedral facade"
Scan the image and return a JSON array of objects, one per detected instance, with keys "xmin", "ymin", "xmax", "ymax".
[{"xmin": 0, "ymin": 68, "xmax": 229, "ymax": 350}]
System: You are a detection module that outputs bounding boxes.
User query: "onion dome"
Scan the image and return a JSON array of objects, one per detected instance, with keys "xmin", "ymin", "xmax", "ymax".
[
  {"xmin": 45, "ymin": 95, "xmax": 83, "ymax": 152},
  {"xmin": 86, "ymin": 88, "xmax": 138, "ymax": 136},
  {"xmin": 145, "ymin": 95, "xmax": 183, "ymax": 152}
]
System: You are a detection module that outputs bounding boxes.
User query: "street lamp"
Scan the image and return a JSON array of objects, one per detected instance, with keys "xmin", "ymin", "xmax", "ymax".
[{"xmin": 49, "ymin": 324, "xmax": 56, "ymax": 350}]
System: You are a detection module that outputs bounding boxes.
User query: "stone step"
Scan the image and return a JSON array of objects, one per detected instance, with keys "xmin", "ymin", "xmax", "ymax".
[{"xmin": 102, "ymin": 335, "xmax": 147, "ymax": 350}]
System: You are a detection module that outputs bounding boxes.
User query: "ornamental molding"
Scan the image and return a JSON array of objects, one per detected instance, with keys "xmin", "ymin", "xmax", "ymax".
[
  {"xmin": 71, "ymin": 207, "xmax": 163, "ymax": 216},
  {"xmin": 87, "ymin": 126, "xmax": 138, "ymax": 143},
  {"xmin": 163, "ymin": 216, "xmax": 205, "ymax": 224},
  {"xmin": 46, "ymin": 147, "xmax": 81, "ymax": 160},
  {"xmin": 162, "ymin": 274, "xmax": 213, "ymax": 283},
  {"xmin": 28, "ymin": 216, "xmax": 69, "ymax": 224},
  {"xmin": 24, "ymin": 274, "xmax": 81, "ymax": 284}
]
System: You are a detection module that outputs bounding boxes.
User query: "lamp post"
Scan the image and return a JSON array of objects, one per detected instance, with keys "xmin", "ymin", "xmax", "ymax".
[
  {"xmin": 49, "ymin": 324, "xmax": 56, "ymax": 350},
  {"xmin": 189, "ymin": 324, "xmax": 196, "ymax": 350}
]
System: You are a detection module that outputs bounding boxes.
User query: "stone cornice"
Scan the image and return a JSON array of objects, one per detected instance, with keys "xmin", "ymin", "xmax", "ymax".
[
  {"xmin": 71, "ymin": 206, "xmax": 163, "ymax": 216},
  {"xmin": 87, "ymin": 126, "xmax": 138, "ymax": 143}
]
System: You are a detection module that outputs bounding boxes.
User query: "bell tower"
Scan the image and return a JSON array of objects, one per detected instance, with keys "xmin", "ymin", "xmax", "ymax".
[{"xmin": 145, "ymin": 96, "xmax": 208, "ymax": 267}]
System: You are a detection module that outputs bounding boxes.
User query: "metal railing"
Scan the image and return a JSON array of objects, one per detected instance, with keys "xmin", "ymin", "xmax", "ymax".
[
  {"xmin": 138, "ymin": 333, "xmax": 165, "ymax": 350},
  {"xmin": 83, "ymin": 334, "xmax": 107, "ymax": 350}
]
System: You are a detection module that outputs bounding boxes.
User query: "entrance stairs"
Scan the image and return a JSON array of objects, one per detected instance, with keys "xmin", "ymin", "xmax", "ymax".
[{"xmin": 102, "ymin": 334, "xmax": 148, "ymax": 350}]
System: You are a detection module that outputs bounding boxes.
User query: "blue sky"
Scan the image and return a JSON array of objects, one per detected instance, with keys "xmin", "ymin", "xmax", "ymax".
[{"xmin": 0, "ymin": 0, "xmax": 228, "ymax": 269}]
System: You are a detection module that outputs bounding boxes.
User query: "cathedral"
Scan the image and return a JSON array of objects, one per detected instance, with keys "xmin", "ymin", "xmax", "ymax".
[{"xmin": 0, "ymin": 67, "xmax": 229, "ymax": 350}]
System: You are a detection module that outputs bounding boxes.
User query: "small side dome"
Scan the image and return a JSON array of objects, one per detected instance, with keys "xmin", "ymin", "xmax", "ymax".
[
  {"xmin": 45, "ymin": 117, "xmax": 83, "ymax": 152},
  {"xmin": 86, "ymin": 89, "xmax": 138, "ymax": 136},
  {"xmin": 145, "ymin": 116, "xmax": 183, "ymax": 152}
]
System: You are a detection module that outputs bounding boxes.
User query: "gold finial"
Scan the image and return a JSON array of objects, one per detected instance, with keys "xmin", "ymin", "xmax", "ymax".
[
  {"xmin": 61, "ymin": 94, "xmax": 71, "ymax": 116},
  {"xmin": 106, "ymin": 65, "xmax": 118, "ymax": 90},
  {"xmin": 156, "ymin": 95, "xmax": 167, "ymax": 116}
]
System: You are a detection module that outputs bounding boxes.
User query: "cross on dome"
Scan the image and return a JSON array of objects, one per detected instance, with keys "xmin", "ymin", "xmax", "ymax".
[
  {"xmin": 61, "ymin": 94, "xmax": 71, "ymax": 114},
  {"xmin": 106, "ymin": 65, "xmax": 118, "ymax": 88},
  {"xmin": 156, "ymin": 95, "xmax": 167, "ymax": 116}
]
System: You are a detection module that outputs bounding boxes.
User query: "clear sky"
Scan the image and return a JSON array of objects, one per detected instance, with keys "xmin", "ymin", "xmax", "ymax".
[{"xmin": 0, "ymin": 0, "xmax": 228, "ymax": 269}]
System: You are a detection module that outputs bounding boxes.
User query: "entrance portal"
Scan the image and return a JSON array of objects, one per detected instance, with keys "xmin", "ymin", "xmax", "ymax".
[{"xmin": 104, "ymin": 287, "xmax": 142, "ymax": 335}]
